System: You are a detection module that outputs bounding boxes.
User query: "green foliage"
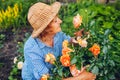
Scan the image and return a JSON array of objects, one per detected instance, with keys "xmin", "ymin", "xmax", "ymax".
[
  {"xmin": 0, "ymin": 3, "xmax": 21, "ymax": 29},
  {"xmin": 8, "ymin": 32, "xmax": 30, "ymax": 80},
  {"xmin": 0, "ymin": 34, "xmax": 5, "ymax": 48},
  {"xmin": 0, "ymin": 63, "xmax": 4, "ymax": 68},
  {"xmin": 50, "ymin": 0, "xmax": 119, "ymax": 79},
  {"xmin": 8, "ymin": 41, "xmax": 24, "ymax": 80}
]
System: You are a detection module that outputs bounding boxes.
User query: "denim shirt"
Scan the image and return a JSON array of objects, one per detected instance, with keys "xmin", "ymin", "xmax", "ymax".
[{"xmin": 22, "ymin": 32, "xmax": 71, "ymax": 80}]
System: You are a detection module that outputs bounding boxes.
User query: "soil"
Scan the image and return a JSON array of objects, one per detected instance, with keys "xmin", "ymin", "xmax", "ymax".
[{"xmin": 0, "ymin": 27, "xmax": 32, "ymax": 80}]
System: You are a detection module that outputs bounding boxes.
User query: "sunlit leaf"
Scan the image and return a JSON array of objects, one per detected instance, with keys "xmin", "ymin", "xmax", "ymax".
[
  {"xmin": 91, "ymin": 66, "xmax": 99, "ymax": 75},
  {"xmin": 103, "ymin": 46, "xmax": 108, "ymax": 54},
  {"xmin": 71, "ymin": 56, "xmax": 77, "ymax": 64}
]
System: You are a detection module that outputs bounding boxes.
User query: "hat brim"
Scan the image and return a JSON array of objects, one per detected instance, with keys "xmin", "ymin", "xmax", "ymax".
[{"xmin": 31, "ymin": 2, "xmax": 61, "ymax": 38}]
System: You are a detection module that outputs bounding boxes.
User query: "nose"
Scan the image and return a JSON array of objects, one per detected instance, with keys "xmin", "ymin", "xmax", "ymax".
[{"xmin": 58, "ymin": 17, "xmax": 62, "ymax": 24}]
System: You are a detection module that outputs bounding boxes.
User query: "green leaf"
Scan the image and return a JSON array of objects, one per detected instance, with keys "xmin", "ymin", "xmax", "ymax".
[
  {"xmin": 71, "ymin": 56, "xmax": 77, "ymax": 64},
  {"xmin": 90, "ymin": 20, "xmax": 95, "ymax": 27},
  {"xmin": 12, "ymin": 68, "xmax": 18, "ymax": 74},
  {"xmin": 63, "ymin": 16, "xmax": 73, "ymax": 23},
  {"xmin": 104, "ymin": 70, "xmax": 108, "ymax": 74},
  {"xmin": 79, "ymin": 9, "xmax": 88, "ymax": 26},
  {"xmin": 108, "ymin": 74, "xmax": 115, "ymax": 79},
  {"xmin": 104, "ymin": 29, "xmax": 110, "ymax": 36},
  {"xmin": 91, "ymin": 66, "xmax": 99, "ymax": 75},
  {"xmin": 97, "ymin": 17, "xmax": 104, "ymax": 22},
  {"xmin": 57, "ymin": 68, "xmax": 63, "ymax": 77},
  {"xmin": 102, "ymin": 22, "xmax": 113, "ymax": 29},
  {"xmin": 103, "ymin": 46, "xmax": 108, "ymax": 54},
  {"xmin": 97, "ymin": 63, "xmax": 103, "ymax": 68},
  {"xmin": 114, "ymin": 22, "xmax": 120, "ymax": 30},
  {"xmin": 8, "ymin": 76, "xmax": 13, "ymax": 80},
  {"xmin": 109, "ymin": 60, "xmax": 115, "ymax": 66},
  {"xmin": 53, "ymin": 67, "xmax": 57, "ymax": 73}
]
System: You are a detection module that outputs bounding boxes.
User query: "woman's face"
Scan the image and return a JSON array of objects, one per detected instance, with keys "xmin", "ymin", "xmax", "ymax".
[{"xmin": 47, "ymin": 15, "xmax": 62, "ymax": 34}]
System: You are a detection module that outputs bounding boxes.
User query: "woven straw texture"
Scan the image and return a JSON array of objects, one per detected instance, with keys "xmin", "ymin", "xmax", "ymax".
[{"xmin": 28, "ymin": 2, "xmax": 61, "ymax": 38}]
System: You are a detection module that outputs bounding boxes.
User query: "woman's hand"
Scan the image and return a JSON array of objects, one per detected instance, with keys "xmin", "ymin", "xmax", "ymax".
[
  {"xmin": 78, "ymin": 70, "xmax": 96, "ymax": 80},
  {"xmin": 63, "ymin": 65, "xmax": 96, "ymax": 80},
  {"xmin": 70, "ymin": 37, "xmax": 78, "ymax": 44},
  {"xmin": 62, "ymin": 71, "xmax": 96, "ymax": 80},
  {"xmin": 77, "ymin": 65, "xmax": 96, "ymax": 80}
]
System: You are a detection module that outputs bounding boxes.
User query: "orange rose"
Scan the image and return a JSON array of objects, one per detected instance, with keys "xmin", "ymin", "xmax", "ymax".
[
  {"xmin": 73, "ymin": 14, "xmax": 82, "ymax": 29},
  {"xmin": 62, "ymin": 47, "xmax": 74, "ymax": 55},
  {"xmin": 45, "ymin": 53, "xmax": 56, "ymax": 64},
  {"xmin": 60, "ymin": 54, "xmax": 71, "ymax": 67},
  {"xmin": 62, "ymin": 40, "xmax": 69, "ymax": 48},
  {"xmin": 41, "ymin": 74, "xmax": 49, "ymax": 80},
  {"xmin": 89, "ymin": 44, "xmax": 100, "ymax": 57},
  {"xmin": 69, "ymin": 64, "xmax": 80, "ymax": 77}
]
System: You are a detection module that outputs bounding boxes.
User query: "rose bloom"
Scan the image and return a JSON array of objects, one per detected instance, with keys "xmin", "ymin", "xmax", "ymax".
[
  {"xmin": 13, "ymin": 57, "xmax": 17, "ymax": 64},
  {"xmin": 17, "ymin": 61, "xmax": 24, "ymax": 69},
  {"xmin": 62, "ymin": 47, "xmax": 74, "ymax": 55},
  {"xmin": 73, "ymin": 14, "xmax": 82, "ymax": 29},
  {"xmin": 62, "ymin": 40, "xmax": 69, "ymax": 48},
  {"xmin": 89, "ymin": 43, "xmax": 100, "ymax": 57},
  {"xmin": 77, "ymin": 38, "xmax": 88, "ymax": 47},
  {"xmin": 41, "ymin": 74, "xmax": 49, "ymax": 80},
  {"xmin": 45, "ymin": 53, "xmax": 56, "ymax": 64},
  {"xmin": 69, "ymin": 64, "xmax": 80, "ymax": 77},
  {"xmin": 60, "ymin": 54, "xmax": 71, "ymax": 67}
]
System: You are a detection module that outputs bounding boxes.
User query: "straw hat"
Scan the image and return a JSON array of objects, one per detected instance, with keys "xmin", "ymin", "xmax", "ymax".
[{"xmin": 28, "ymin": 2, "xmax": 61, "ymax": 38}]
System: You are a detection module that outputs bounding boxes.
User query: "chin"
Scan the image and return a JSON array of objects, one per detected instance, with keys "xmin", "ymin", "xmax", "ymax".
[
  {"xmin": 54, "ymin": 30, "xmax": 61, "ymax": 34},
  {"xmin": 58, "ymin": 29, "xmax": 61, "ymax": 32}
]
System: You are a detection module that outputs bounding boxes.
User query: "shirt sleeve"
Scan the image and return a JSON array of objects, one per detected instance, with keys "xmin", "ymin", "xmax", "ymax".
[
  {"xmin": 61, "ymin": 32, "xmax": 71, "ymax": 42},
  {"xmin": 26, "ymin": 46, "xmax": 49, "ymax": 80}
]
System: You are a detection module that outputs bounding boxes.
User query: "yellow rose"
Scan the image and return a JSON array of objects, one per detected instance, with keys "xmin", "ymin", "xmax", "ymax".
[
  {"xmin": 45, "ymin": 53, "xmax": 56, "ymax": 64},
  {"xmin": 62, "ymin": 40, "xmax": 69, "ymax": 48},
  {"xmin": 45, "ymin": 54, "xmax": 51, "ymax": 62},
  {"xmin": 77, "ymin": 38, "xmax": 88, "ymax": 47},
  {"xmin": 41, "ymin": 74, "xmax": 49, "ymax": 80}
]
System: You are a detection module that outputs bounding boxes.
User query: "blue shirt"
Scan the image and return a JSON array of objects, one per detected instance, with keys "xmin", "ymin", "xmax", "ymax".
[{"xmin": 22, "ymin": 32, "xmax": 71, "ymax": 80}]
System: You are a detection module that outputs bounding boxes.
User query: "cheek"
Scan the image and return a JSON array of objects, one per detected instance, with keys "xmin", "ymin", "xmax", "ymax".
[{"xmin": 49, "ymin": 22, "xmax": 61, "ymax": 32}]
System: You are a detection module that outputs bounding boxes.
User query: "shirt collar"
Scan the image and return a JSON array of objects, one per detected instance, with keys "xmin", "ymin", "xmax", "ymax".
[
  {"xmin": 35, "ymin": 32, "xmax": 60, "ymax": 49},
  {"xmin": 54, "ymin": 32, "xmax": 60, "ymax": 45},
  {"xmin": 35, "ymin": 38, "xmax": 46, "ymax": 49}
]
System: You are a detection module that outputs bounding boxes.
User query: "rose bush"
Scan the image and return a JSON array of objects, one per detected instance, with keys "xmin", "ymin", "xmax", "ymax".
[{"xmin": 48, "ymin": 12, "xmax": 116, "ymax": 80}]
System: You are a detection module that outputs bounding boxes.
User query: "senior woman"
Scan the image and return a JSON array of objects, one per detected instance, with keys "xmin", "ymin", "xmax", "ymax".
[{"xmin": 22, "ymin": 2, "xmax": 96, "ymax": 80}]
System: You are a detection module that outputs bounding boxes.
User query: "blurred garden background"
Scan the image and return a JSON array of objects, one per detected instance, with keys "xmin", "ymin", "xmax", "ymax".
[{"xmin": 0, "ymin": 0, "xmax": 120, "ymax": 80}]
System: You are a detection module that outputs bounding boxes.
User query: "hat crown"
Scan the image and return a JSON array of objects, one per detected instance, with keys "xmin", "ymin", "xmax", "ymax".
[
  {"xmin": 27, "ymin": 2, "xmax": 61, "ymax": 38},
  {"xmin": 28, "ymin": 2, "xmax": 52, "ymax": 30}
]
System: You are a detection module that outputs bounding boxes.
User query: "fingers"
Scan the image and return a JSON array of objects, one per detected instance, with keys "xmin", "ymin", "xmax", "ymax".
[
  {"xmin": 93, "ymin": 75, "xmax": 96, "ymax": 79},
  {"xmin": 80, "ymin": 65, "xmax": 90, "ymax": 73},
  {"xmin": 71, "ymin": 38, "xmax": 78, "ymax": 44},
  {"xmin": 91, "ymin": 73, "xmax": 96, "ymax": 80},
  {"xmin": 92, "ymin": 76, "xmax": 96, "ymax": 80},
  {"xmin": 80, "ymin": 67, "xmax": 86, "ymax": 73}
]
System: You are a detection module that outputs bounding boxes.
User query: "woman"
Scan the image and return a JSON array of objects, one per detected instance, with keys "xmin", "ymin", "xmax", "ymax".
[{"xmin": 22, "ymin": 2, "xmax": 96, "ymax": 80}]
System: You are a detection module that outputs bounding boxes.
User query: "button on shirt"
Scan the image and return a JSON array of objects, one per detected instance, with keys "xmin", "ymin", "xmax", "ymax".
[{"xmin": 22, "ymin": 32, "xmax": 71, "ymax": 80}]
